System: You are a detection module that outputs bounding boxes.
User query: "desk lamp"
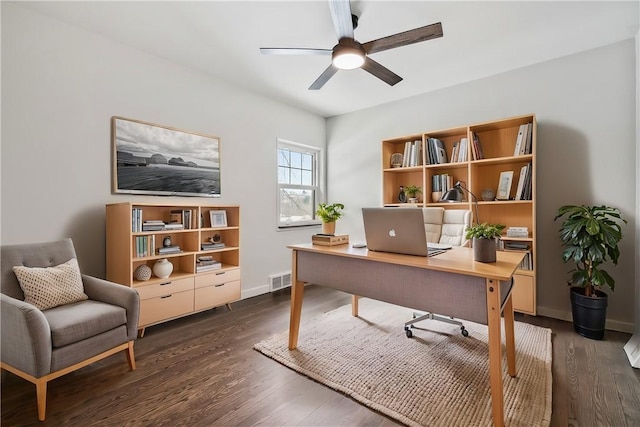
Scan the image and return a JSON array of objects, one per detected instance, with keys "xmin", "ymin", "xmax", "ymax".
[{"xmin": 441, "ymin": 181, "xmax": 481, "ymax": 224}]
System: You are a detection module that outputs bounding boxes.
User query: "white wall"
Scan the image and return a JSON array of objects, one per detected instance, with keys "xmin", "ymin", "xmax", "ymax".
[
  {"xmin": 1, "ymin": 4, "xmax": 325, "ymax": 298},
  {"xmin": 327, "ymin": 40, "xmax": 637, "ymax": 332}
]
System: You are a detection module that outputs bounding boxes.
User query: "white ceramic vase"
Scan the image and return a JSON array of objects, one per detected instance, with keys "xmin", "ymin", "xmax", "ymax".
[{"xmin": 153, "ymin": 258, "xmax": 173, "ymax": 278}]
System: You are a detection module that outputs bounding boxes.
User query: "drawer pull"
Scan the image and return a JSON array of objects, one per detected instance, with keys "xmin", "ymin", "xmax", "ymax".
[
  {"xmin": 214, "ymin": 284, "xmax": 225, "ymax": 288},
  {"xmin": 215, "ymin": 272, "xmax": 225, "ymax": 276},
  {"xmin": 160, "ymin": 282, "xmax": 172, "ymax": 286},
  {"xmin": 161, "ymin": 294, "xmax": 172, "ymax": 299}
]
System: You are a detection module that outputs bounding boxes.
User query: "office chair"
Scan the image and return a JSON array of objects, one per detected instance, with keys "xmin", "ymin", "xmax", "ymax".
[{"xmin": 404, "ymin": 208, "xmax": 473, "ymax": 338}]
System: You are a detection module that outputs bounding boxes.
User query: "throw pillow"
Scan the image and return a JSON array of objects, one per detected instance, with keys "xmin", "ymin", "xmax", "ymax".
[{"xmin": 13, "ymin": 258, "xmax": 88, "ymax": 310}]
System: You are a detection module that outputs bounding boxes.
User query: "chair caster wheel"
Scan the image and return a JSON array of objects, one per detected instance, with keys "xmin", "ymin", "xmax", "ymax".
[
  {"xmin": 405, "ymin": 328, "xmax": 413, "ymax": 338},
  {"xmin": 461, "ymin": 327, "xmax": 469, "ymax": 337}
]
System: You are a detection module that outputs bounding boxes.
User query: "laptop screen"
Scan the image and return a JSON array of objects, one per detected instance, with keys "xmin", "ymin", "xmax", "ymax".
[{"xmin": 362, "ymin": 207, "xmax": 436, "ymax": 257}]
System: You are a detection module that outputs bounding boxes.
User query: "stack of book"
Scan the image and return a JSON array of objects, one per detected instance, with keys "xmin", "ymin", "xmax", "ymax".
[
  {"xmin": 157, "ymin": 245, "xmax": 181, "ymax": 255},
  {"xmin": 201, "ymin": 242, "xmax": 225, "ymax": 251},
  {"xmin": 506, "ymin": 227, "xmax": 529, "ymax": 238},
  {"xmin": 164, "ymin": 223, "xmax": 184, "ymax": 230},
  {"xmin": 196, "ymin": 256, "xmax": 222, "ymax": 272},
  {"xmin": 142, "ymin": 220, "xmax": 165, "ymax": 231}
]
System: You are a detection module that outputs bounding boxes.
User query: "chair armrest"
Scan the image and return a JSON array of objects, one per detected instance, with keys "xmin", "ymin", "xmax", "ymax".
[
  {"xmin": 82, "ymin": 275, "xmax": 140, "ymax": 340},
  {"xmin": 0, "ymin": 294, "xmax": 52, "ymax": 378}
]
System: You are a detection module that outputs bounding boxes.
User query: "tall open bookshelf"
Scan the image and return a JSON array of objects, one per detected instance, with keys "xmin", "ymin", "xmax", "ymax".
[
  {"xmin": 382, "ymin": 114, "xmax": 537, "ymax": 314},
  {"xmin": 106, "ymin": 202, "xmax": 241, "ymax": 334}
]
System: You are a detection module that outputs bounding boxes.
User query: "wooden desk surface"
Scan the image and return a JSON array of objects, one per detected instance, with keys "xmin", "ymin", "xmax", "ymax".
[{"xmin": 288, "ymin": 243, "xmax": 524, "ymax": 282}]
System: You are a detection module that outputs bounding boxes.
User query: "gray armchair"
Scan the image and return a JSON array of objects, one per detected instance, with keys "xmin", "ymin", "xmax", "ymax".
[{"xmin": 1, "ymin": 238, "xmax": 139, "ymax": 421}]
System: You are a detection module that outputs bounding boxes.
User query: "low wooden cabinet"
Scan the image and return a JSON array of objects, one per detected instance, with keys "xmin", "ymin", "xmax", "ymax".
[{"xmin": 106, "ymin": 202, "xmax": 241, "ymax": 333}]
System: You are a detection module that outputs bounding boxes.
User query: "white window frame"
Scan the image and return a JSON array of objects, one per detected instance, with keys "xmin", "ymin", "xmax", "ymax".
[{"xmin": 277, "ymin": 138, "xmax": 324, "ymax": 229}]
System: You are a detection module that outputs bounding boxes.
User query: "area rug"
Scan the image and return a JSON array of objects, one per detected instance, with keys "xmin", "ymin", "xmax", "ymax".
[{"xmin": 254, "ymin": 298, "xmax": 552, "ymax": 427}]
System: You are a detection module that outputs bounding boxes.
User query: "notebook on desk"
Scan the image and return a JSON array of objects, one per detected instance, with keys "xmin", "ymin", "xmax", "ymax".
[{"xmin": 362, "ymin": 207, "xmax": 448, "ymax": 257}]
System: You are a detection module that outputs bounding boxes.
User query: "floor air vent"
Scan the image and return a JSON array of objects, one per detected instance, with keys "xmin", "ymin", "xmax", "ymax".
[{"xmin": 269, "ymin": 272, "xmax": 291, "ymax": 292}]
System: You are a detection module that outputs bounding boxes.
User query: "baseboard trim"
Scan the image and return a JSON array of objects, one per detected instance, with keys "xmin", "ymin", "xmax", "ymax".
[{"xmin": 241, "ymin": 284, "xmax": 270, "ymax": 300}]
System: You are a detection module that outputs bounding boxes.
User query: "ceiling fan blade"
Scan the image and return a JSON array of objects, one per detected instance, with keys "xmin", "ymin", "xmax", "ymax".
[
  {"xmin": 260, "ymin": 48, "xmax": 332, "ymax": 56},
  {"xmin": 362, "ymin": 22, "xmax": 443, "ymax": 55},
  {"xmin": 361, "ymin": 57, "xmax": 402, "ymax": 86},
  {"xmin": 309, "ymin": 64, "xmax": 339, "ymax": 90},
  {"xmin": 328, "ymin": 0, "xmax": 354, "ymax": 40}
]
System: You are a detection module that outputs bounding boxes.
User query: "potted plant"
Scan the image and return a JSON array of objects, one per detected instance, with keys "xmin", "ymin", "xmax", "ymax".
[
  {"xmin": 465, "ymin": 223, "xmax": 506, "ymax": 263},
  {"xmin": 404, "ymin": 185, "xmax": 422, "ymax": 203},
  {"xmin": 316, "ymin": 202, "xmax": 345, "ymax": 235},
  {"xmin": 554, "ymin": 204, "xmax": 626, "ymax": 340}
]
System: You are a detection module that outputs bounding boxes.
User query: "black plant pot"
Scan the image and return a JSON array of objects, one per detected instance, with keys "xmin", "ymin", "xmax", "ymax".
[{"xmin": 570, "ymin": 287, "xmax": 608, "ymax": 340}]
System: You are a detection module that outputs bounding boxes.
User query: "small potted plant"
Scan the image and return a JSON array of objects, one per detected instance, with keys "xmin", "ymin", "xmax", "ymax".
[
  {"xmin": 554, "ymin": 204, "xmax": 626, "ymax": 340},
  {"xmin": 316, "ymin": 202, "xmax": 345, "ymax": 235},
  {"xmin": 404, "ymin": 185, "xmax": 422, "ymax": 203},
  {"xmin": 465, "ymin": 223, "xmax": 506, "ymax": 263}
]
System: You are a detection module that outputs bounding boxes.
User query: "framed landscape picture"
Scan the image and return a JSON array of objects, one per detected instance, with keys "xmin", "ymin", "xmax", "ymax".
[
  {"xmin": 209, "ymin": 210, "xmax": 227, "ymax": 228},
  {"xmin": 496, "ymin": 171, "xmax": 514, "ymax": 200},
  {"xmin": 112, "ymin": 117, "xmax": 221, "ymax": 197}
]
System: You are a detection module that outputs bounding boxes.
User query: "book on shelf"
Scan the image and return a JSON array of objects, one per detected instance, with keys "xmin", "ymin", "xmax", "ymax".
[
  {"xmin": 196, "ymin": 262, "xmax": 222, "ymax": 272},
  {"xmin": 471, "ymin": 132, "xmax": 484, "ymax": 160},
  {"xmin": 201, "ymin": 242, "xmax": 226, "ymax": 250},
  {"xmin": 514, "ymin": 164, "xmax": 528, "ymax": 200},
  {"xmin": 142, "ymin": 220, "xmax": 165, "ymax": 231},
  {"xmin": 506, "ymin": 226, "xmax": 529, "ymax": 238},
  {"xmin": 401, "ymin": 140, "xmax": 422, "ymax": 167},
  {"xmin": 456, "ymin": 138, "xmax": 468, "ymax": 162},
  {"xmin": 158, "ymin": 245, "xmax": 182, "ymax": 254},
  {"xmin": 169, "ymin": 209, "xmax": 197, "ymax": 229},
  {"xmin": 164, "ymin": 223, "xmax": 184, "ymax": 230},
  {"xmin": 513, "ymin": 123, "xmax": 533, "ymax": 156},
  {"xmin": 132, "ymin": 208, "xmax": 144, "ymax": 232},
  {"xmin": 522, "ymin": 123, "xmax": 533, "ymax": 155},
  {"xmin": 426, "ymin": 138, "xmax": 447, "ymax": 164}
]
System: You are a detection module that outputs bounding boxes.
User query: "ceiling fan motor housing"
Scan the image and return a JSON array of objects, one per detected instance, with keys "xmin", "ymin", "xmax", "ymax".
[{"xmin": 332, "ymin": 38, "xmax": 365, "ymax": 69}]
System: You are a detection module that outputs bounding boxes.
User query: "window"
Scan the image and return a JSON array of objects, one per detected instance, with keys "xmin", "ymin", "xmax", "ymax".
[{"xmin": 277, "ymin": 139, "xmax": 322, "ymax": 228}]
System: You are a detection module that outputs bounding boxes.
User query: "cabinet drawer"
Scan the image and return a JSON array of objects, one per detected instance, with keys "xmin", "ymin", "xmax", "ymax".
[
  {"xmin": 512, "ymin": 274, "xmax": 535, "ymax": 314},
  {"xmin": 194, "ymin": 268, "xmax": 241, "ymax": 289},
  {"xmin": 136, "ymin": 277, "xmax": 194, "ymax": 300},
  {"xmin": 195, "ymin": 280, "xmax": 241, "ymax": 311},
  {"xmin": 139, "ymin": 290, "xmax": 194, "ymax": 326}
]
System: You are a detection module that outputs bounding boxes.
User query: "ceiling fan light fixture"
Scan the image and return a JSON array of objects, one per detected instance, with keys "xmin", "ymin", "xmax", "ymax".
[{"xmin": 332, "ymin": 41, "xmax": 365, "ymax": 70}]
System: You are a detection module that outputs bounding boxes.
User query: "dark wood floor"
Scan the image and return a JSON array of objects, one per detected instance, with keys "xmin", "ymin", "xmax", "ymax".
[{"xmin": 2, "ymin": 285, "xmax": 639, "ymax": 426}]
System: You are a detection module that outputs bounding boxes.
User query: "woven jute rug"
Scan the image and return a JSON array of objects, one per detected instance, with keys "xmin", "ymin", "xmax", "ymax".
[{"xmin": 255, "ymin": 298, "xmax": 552, "ymax": 427}]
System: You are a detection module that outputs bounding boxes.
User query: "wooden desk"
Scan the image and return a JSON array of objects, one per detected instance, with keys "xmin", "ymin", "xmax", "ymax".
[{"xmin": 287, "ymin": 244, "xmax": 525, "ymax": 427}]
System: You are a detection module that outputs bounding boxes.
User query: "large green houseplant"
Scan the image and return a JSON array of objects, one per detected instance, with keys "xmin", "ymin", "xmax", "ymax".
[
  {"xmin": 554, "ymin": 204, "xmax": 626, "ymax": 339},
  {"xmin": 316, "ymin": 202, "xmax": 345, "ymax": 235},
  {"xmin": 465, "ymin": 223, "xmax": 505, "ymax": 263}
]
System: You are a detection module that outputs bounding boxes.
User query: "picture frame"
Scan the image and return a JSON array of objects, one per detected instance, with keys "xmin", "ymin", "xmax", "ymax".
[
  {"xmin": 112, "ymin": 116, "xmax": 221, "ymax": 197},
  {"xmin": 496, "ymin": 171, "xmax": 514, "ymax": 200},
  {"xmin": 209, "ymin": 210, "xmax": 227, "ymax": 228}
]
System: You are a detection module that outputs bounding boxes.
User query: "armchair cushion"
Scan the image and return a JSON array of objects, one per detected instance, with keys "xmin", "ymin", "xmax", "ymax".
[
  {"xmin": 12, "ymin": 258, "xmax": 88, "ymax": 310},
  {"xmin": 43, "ymin": 300, "xmax": 127, "ymax": 348}
]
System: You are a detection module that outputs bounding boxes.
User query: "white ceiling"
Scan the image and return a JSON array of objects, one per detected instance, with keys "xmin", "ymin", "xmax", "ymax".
[{"xmin": 16, "ymin": 1, "xmax": 640, "ymax": 118}]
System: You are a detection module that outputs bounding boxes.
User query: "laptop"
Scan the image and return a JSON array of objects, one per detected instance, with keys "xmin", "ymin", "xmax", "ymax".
[{"xmin": 362, "ymin": 207, "xmax": 448, "ymax": 257}]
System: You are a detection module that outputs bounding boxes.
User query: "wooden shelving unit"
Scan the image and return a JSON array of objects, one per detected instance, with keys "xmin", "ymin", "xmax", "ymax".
[
  {"xmin": 381, "ymin": 114, "xmax": 537, "ymax": 314},
  {"xmin": 106, "ymin": 202, "xmax": 241, "ymax": 332}
]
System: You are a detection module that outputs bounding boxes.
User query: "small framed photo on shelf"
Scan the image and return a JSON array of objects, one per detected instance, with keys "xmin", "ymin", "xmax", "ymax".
[
  {"xmin": 496, "ymin": 171, "xmax": 514, "ymax": 200},
  {"xmin": 209, "ymin": 210, "xmax": 227, "ymax": 227}
]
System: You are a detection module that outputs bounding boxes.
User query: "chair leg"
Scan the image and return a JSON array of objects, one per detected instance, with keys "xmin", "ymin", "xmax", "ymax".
[
  {"xmin": 126, "ymin": 341, "xmax": 136, "ymax": 371},
  {"xmin": 35, "ymin": 378, "xmax": 47, "ymax": 421}
]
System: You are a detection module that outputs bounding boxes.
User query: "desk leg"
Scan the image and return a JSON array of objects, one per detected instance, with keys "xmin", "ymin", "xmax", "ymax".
[
  {"xmin": 288, "ymin": 250, "xmax": 304, "ymax": 350},
  {"xmin": 352, "ymin": 295, "xmax": 360, "ymax": 317},
  {"xmin": 503, "ymin": 293, "xmax": 517, "ymax": 377},
  {"xmin": 486, "ymin": 278, "xmax": 504, "ymax": 427}
]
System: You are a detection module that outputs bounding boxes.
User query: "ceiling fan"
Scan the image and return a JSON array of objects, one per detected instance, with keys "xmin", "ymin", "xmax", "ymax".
[{"xmin": 260, "ymin": 0, "xmax": 443, "ymax": 90}]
